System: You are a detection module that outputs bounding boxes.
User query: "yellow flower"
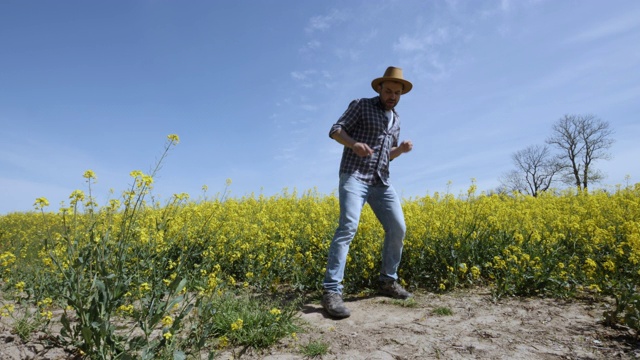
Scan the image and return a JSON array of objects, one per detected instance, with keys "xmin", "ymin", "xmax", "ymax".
[
  {"xmin": 1, "ymin": 252, "xmax": 17, "ymax": 267},
  {"xmin": 83, "ymin": 170, "xmax": 97, "ymax": 180},
  {"xmin": 470, "ymin": 266, "xmax": 481, "ymax": 279},
  {"xmin": 439, "ymin": 283, "xmax": 446, "ymax": 290},
  {"xmin": 40, "ymin": 310, "xmax": 53, "ymax": 320},
  {"xmin": 218, "ymin": 336, "xmax": 229, "ymax": 349},
  {"xmin": 69, "ymin": 190, "xmax": 85, "ymax": 203},
  {"xmin": 492, "ymin": 256, "xmax": 507, "ymax": 270},
  {"xmin": 163, "ymin": 331, "xmax": 172, "ymax": 340},
  {"xmin": 141, "ymin": 174, "xmax": 154, "ymax": 186},
  {"xmin": 162, "ymin": 315, "xmax": 173, "ymax": 327},
  {"xmin": 230, "ymin": 318, "xmax": 243, "ymax": 331},
  {"xmin": 458, "ymin": 263, "xmax": 468, "ymax": 274},
  {"xmin": 584, "ymin": 258, "xmax": 597, "ymax": 269},
  {"xmin": 139, "ymin": 283, "xmax": 151, "ymax": 292},
  {"xmin": 602, "ymin": 260, "xmax": 615, "ymax": 272},
  {"xmin": 167, "ymin": 134, "xmax": 180, "ymax": 144},
  {"xmin": 0, "ymin": 304, "xmax": 15, "ymax": 317},
  {"xmin": 270, "ymin": 308, "xmax": 282, "ymax": 316},
  {"xmin": 130, "ymin": 170, "xmax": 143, "ymax": 178},
  {"xmin": 38, "ymin": 298, "xmax": 53, "ymax": 308},
  {"xmin": 34, "ymin": 197, "xmax": 50, "ymax": 209},
  {"xmin": 117, "ymin": 304, "xmax": 134, "ymax": 315},
  {"xmin": 15, "ymin": 281, "xmax": 25, "ymax": 292},
  {"xmin": 583, "ymin": 258, "xmax": 598, "ymax": 278},
  {"xmin": 588, "ymin": 284, "xmax": 602, "ymax": 293}
]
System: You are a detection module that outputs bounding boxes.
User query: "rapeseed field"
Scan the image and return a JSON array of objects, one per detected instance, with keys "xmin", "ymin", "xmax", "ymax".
[{"xmin": 1, "ymin": 135, "xmax": 638, "ymax": 358}]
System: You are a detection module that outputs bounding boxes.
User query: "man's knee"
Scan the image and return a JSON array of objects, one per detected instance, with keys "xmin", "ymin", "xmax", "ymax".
[{"xmin": 387, "ymin": 221, "xmax": 406, "ymax": 239}]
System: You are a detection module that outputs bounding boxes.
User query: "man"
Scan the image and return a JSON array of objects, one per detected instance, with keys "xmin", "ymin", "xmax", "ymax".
[{"xmin": 322, "ymin": 66, "xmax": 414, "ymax": 319}]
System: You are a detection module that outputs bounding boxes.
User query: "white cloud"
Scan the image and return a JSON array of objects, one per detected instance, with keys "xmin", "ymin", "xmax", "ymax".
[
  {"xmin": 565, "ymin": 10, "xmax": 640, "ymax": 44},
  {"xmin": 300, "ymin": 104, "xmax": 318, "ymax": 112},
  {"xmin": 291, "ymin": 70, "xmax": 322, "ymax": 88},
  {"xmin": 394, "ymin": 35, "xmax": 425, "ymax": 52},
  {"xmin": 299, "ymin": 40, "xmax": 321, "ymax": 54},
  {"xmin": 394, "ymin": 28, "xmax": 452, "ymax": 53},
  {"xmin": 290, "ymin": 69, "xmax": 338, "ymax": 90},
  {"xmin": 500, "ymin": 0, "xmax": 512, "ymax": 12},
  {"xmin": 360, "ymin": 28, "xmax": 379, "ymax": 44},
  {"xmin": 305, "ymin": 9, "xmax": 347, "ymax": 33},
  {"xmin": 274, "ymin": 148, "xmax": 295, "ymax": 161},
  {"xmin": 333, "ymin": 48, "xmax": 360, "ymax": 62},
  {"xmin": 291, "ymin": 70, "xmax": 312, "ymax": 81}
]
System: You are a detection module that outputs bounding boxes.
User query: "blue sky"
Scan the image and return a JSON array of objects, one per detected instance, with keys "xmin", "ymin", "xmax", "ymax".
[{"xmin": 1, "ymin": 0, "xmax": 639, "ymax": 214}]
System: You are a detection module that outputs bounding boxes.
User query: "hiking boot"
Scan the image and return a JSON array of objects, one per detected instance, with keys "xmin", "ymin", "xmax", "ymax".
[
  {"xmin": 378, "ymin": 280, "xmax": 413, "ymax": 300},
  {"xmin": 321, "ymin": 291, "xmax": 351, "ymax": 318}
]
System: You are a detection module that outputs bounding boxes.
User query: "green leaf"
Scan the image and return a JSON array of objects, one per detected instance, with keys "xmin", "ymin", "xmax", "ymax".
[
  {"xmin": 127, "ymin": 335, "xmax": 146, "ymax": 351},
  {"xmin": 173, "ymin": 350, "xmax": 186, "ymax": 360},
  {"xmin": 81, "ymin": 326, "xmax": 93, "ymax": 345},
  {"xmin": 167, "ymin": 295, "xmax": 184, "ymax": 312},
  {"xmin": 168, "ymin": 277, "xmax": 187, "ymax": 293},
  {"xmin": 60, "ymin": 312, "xmax": 72, "ymax": 333}
]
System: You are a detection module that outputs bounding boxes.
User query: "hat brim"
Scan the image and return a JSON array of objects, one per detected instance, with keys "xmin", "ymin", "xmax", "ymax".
[{"xmin": 371, "ymin": 77, "xmax": 413, "ymax": 94}]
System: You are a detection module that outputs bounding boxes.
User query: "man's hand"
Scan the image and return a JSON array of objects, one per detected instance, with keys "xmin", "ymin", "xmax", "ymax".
[
  {"xmin": 390, "ymin": 140, "xmax": 413, "ymax": 160},
  {"xmin": 330, "ymin": 129, "xmax": 373, "ymax": 157},
  {"xmin": 352, "ymin": 142, "xmax": 374, "ymax": 157},
  {"xmin": 398, "ymin": 140, "xmax": 413, "ymax": 154}
]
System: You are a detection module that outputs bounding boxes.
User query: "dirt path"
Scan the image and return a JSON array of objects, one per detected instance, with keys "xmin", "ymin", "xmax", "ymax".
[
  {"xmin": 234, "ymin": 288, "xmax": 638, "ymax": 359},
  {"xmin": 2, "ymin": 288, "xmax": 638, "ymax": 359}
]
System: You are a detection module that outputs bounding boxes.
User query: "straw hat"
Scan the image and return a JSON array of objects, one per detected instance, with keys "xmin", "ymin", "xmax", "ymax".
[{"xmin": 371, "ymin": 66, "xmax": 413, "ymax": 94}]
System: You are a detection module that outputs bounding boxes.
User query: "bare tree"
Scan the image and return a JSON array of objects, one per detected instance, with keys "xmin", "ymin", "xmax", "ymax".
[
  {"xmin": 500, "ymin": 144, "xmax": 561, "ymax": 196},
  {"xmin": 546, "ymin": 114, "xmax": 614, "ymax": 190},
  {"xmin": 499, "ymin": 169, "xmax": 527, "ymax": 195}
]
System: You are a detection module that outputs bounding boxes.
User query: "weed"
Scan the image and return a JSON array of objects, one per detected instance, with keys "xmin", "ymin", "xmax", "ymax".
[
  {"xmin": 380, "ymin": 297, "xmax": 418, "ymax": 308},
  {"xmin": 432, "ymin": 306, "xmax": 453, "ymax": 316},
  {"xmin": 300, "ymin": 339, "xmax": 329, "ymax": 357}
]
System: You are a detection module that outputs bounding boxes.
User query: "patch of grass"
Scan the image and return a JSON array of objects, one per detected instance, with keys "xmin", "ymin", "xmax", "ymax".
[
  {"xmin": 12, "ymin": 309, "xmax": 46, "ymax": 341},
  {"xmin": 195, "ymin": 290, "xmax": 301, "ymax": 349},
  {"xmin": 432, "ymin": 306, "xmax": 453, "ymax": 316},
  {"xmin": 380, "ymin": 297, "xmax": 418, "ymax": 308},
  {"xmin": 13, "ymin": 317, "xmax": 37, "ymax": 341},
  {"xmin": 299, "ymin": 339, "xmax": 329, "ymax": 358}
]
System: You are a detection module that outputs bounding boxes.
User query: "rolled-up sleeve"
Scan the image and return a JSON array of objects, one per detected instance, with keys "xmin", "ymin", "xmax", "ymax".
[{"xmin": 329, "ymin": 99, "xmax": 361, "ymax": 138}]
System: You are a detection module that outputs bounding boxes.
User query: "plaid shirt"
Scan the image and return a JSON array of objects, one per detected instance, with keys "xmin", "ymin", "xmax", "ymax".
[{"xmin": 329, "ymin": 96, "xmax": 400, "ymax": 185}]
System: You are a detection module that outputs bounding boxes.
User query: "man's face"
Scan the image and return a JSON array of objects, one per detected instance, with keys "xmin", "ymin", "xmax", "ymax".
[{"xmin": 379, "ymin": 81, "xmax": 403, "ymax": 110}]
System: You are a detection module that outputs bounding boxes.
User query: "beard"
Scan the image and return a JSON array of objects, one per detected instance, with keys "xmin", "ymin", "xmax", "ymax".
[{"xmin": 383, "ymin": 100, "xmax": 397, "ymax": 110}]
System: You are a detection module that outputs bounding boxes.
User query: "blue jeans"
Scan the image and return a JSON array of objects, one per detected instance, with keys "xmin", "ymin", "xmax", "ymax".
[{"xmin": 323, "ymin": 173, "xmax": 407, "ymax": 294}]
